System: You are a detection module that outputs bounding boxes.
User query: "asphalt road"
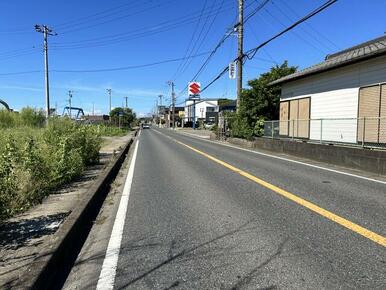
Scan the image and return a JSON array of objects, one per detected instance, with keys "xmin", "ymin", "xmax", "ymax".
[{"xmin": 93, "ymin": 128, "xmax": 385, "ymax": 289}]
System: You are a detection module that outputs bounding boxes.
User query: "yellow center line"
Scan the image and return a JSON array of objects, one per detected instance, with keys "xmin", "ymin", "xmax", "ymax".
[{"xmin": 174, "ymin": 139, "xmax": 386, "ymax": 247}]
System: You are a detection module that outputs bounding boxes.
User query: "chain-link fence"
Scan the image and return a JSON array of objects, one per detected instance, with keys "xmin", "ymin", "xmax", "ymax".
[{"xmin": 264, "ymin": 117, "xmax": 386, "ymax": 148}]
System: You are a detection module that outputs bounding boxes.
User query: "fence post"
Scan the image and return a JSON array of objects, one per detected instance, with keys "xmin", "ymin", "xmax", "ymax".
[
  {"xmin": 271, "ymin": 121, "xmax": 274, "ymax": 139},
  {"xmin": 320, "ymin": 119, "xmax": 323, "ymax": 144},
  {"xmin": 292, "ymin": 119, "xmax": 295, "ymax": 140},
  {"xmin": 362, "ymin": 117, "xmax": 366, "ymax": 147}
]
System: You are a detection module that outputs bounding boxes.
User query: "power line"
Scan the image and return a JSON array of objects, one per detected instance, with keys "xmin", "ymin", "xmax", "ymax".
[
  {"xmin": 279, "ymin": 0, "xmax": 341, "ymax": 50},
  {"xmin": 57, "ymin": 0, "xmax": 178, "ymax": 35},
  {"xmin": 171, "ymin": 0, "xmax": 209, "ymax": 80},
  {"xmin": 175, "ymin": 0, "xmax": 270, "ymax": 100},
  {"xmin": 199, "ymin": 0, "xmax": 338, "ymax": 94},
  {"xmin": 262, "ymin": 6, "xmax": 327, "ymax": 55},
  {"xmin": 0, "ymin": 51, "xmax": 211, "ymax": 76},
  {"xmin": 177, "ymin": 0, "xmax": 223, "ymax": 79},
  {"xmin": 245, "ymin": 0, "xmax": 338, "ymax": 59},
  {"xmin": 53, "ymin": 1, "xmax": 145, "ymax": 29},
  {"xmin": 50, "ymin": 1, "xmax": 234, "ymax": 49},
  {"xmin": 50, "ymin": 51, "xmax": 211, "ymax": 73},
  {"xmin": 0, "ymin": 70, "xmax": 41, "ymax": 76},
  {"xmin": 270, "ymin": 0, "xmax": 335, "ymax": 52}
]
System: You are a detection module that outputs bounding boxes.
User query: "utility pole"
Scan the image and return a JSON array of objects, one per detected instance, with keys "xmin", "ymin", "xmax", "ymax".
[
  {"xmin": 168, "ymin": 81, "xmax": 176, "ymax": 129},
  {"xmin": 92, "ymin": 102, "xmax": 95, "ymax": 115},
  {"xmin": 68, "ymin": 90, "xmax": 73, "ymax": 119},
  {"xmin": 158, "ymin": 94, "xmax": 163, "ymax": 128},
  {"xmin": 106, "ymin": 89, "xmax": 112, "ymax": 121},
  {"xmin": 35, "ymin": 24, "xmax": 57, "ymax": 121},
  {"xmin": 236, "ymin": 0, "xmax": 244, "ymax": 112},
  {"xmin": 124, "ymin": 96, "xmax": 128, "ymax": 109},
  {"xmin": 155, "ymin": 100, "xmax": 158, "ymax": 125}
]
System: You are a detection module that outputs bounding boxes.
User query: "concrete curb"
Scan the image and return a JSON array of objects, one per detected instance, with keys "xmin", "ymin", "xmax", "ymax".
[
  {"xmin": 226, "ymin": 137, "xmax": 386, "ymax": 176},
  {"xmin": 18, "ymin": 131, "xmax": 138, "ymax": 290}
]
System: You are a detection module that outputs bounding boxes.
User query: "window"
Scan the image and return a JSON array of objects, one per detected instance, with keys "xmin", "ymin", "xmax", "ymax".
[{"xmin": 206, "ymin": 106, "xmax": 215, "ymax": 112}]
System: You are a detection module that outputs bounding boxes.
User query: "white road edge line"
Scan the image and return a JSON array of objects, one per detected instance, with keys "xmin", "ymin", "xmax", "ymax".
[
  {"xmin": 160, "ymin": 129, "xmax": 386, "ymax": 185},
  {"xmin": 96, "ymin": 139, "xmax": 139, "ymax": 290}
]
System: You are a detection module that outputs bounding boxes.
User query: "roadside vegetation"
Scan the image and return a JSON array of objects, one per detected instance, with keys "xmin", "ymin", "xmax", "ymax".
[
  {"xmin": 227, "ymin": 61, "xmax": 297, "ymax": 140},
  {"xmin": 0, "ymin": 108, "xmax": 134, "ymax": 221}
]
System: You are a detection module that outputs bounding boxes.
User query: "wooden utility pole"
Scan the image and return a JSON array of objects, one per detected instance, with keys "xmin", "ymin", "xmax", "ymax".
[{"xmin": 236, "ymin": 0, "xmax": 244, "ymax": 112}]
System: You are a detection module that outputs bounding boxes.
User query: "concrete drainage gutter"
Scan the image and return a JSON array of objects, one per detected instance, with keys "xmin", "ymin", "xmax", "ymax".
[{"xmin": 18, "ymin": 131, "xmax": 137, "ymax": 290}]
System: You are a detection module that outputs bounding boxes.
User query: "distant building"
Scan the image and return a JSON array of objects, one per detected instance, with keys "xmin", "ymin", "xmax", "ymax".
[
  {"xmin": 183, "ymin": 99, "xmax": 237, "ymax": 126},
  {"xmin": 184, "ymin": 99, "xmax": 219, "ymax": 125},
  {"xmin": 271, "ymin": 35, "xmax": 386, "ymax": 144},
  {"xmin": 83, "ymin": 115, "xmax": 109, "ymax": 124},
  {"xmin": 164, "ymin": 106, "xmax": 184, "ymax": 127}
]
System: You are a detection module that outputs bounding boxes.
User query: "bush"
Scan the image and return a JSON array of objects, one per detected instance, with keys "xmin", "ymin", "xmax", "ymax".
[
  {"xmin": 95, "ymin": 125, "xmax": 129, "ymax": 137},
  {"xmin": 0, "ymin": 110, "xmax": 102, "ymax": 221}
]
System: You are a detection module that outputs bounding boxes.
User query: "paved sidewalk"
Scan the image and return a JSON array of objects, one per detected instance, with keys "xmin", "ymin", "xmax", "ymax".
[{"xmin": 176, "ymin": 128, "xmax": 213, "ymax": 139}]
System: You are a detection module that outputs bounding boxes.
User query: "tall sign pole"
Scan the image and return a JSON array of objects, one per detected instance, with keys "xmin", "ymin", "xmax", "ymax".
[
  {"xmin": 236, "ymin": 0, "xmax": 244, "ymax": 112},
  {"xmin": 188, "ymin": 82, "xmax": 201, "ymax": 130},
  {"xmin": 35, "ymin": 24, "xmax": 57, "ymax": 121}
]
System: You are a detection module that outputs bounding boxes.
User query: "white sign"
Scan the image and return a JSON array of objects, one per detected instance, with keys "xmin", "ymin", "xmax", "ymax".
[{"xmin": 229, "ymin": 62, "xmax": 236, "ymax": 79}]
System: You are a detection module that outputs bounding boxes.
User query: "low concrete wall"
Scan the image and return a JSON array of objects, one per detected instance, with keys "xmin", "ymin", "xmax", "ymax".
[
  {"xmin": 19, "ymin": 131, "xmax": 137, "ymax": 290},
  {"xmin": 227, "ymin": 137, "xmax": 386, "ymax": 175}
]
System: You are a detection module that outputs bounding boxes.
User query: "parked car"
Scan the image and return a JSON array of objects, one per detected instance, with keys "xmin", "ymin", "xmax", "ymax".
[{"xmin": 204, "ymin": 121, "xmax": 215, "ymax": 129}]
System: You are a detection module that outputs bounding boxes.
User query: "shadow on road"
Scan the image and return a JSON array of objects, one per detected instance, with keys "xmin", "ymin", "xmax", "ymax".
[{"xmin": 105, "ymin": 219, "xmax": 286, "ymax": 290}]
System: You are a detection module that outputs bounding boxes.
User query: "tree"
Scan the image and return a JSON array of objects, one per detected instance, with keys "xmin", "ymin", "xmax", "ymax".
[
  {"xmin": 109, "ymin": 107, "xmax": 136, "ymax": 127},
  {"xmin": 230, "ymin": 61, "xmax": 297, "ymax": 139}
]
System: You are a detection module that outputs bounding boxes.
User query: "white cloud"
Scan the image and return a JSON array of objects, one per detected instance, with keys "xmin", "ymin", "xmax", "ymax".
[{"xmin": 0, "ymin": 85, "xmax": 42, "ymax": 92}]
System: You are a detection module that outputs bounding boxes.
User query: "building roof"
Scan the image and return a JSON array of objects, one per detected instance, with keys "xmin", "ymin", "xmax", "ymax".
[{"xmin": 270, "ymin": 35, "xmax": 386, "ymax": 86}]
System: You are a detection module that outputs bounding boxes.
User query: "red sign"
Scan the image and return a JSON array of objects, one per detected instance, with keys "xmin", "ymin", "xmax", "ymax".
[{"xmin": 188, "ymin": 82, "xmax": 201, "ymax": 96}]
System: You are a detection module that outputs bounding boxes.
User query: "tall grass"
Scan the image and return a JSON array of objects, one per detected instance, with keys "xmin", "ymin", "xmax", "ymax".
[{"xmin": 0, "ymin": 109, "xmax": 102, "ymax": 221}]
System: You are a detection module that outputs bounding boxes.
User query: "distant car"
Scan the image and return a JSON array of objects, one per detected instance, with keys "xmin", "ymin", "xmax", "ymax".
[
  {"xmin": 204, "ymin": 121, "xmax": 215, "ymax": 129},
  {"xmin": 142, "ymin": 123, "xmax": 150, "ymax": 129}
]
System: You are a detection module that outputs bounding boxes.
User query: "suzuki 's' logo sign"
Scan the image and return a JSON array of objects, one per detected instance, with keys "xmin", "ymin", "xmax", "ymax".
[{"xmin": 188, "ymin": 82, "xmax": 201, "ymax": 96}]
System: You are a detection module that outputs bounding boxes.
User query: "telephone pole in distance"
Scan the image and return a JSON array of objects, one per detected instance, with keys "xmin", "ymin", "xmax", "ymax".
[
  {"xmin": 158, "ymin": 94, "xmax": 163, "ymax": 128},
  {"xmin": 106, "ymin": 88, "xmax": 112, "ymax": 120},
  {"xmin": 68, "ymin": 90, "xmax": 73, "ymax": 119},
  {"xmin": 124, "ymin": 96, "xmax": 128, "ymax": 109},
  {"xmin": 168, "ymin": 81, "xmax": 176, "ymax": 129},
  {"xmin": 35, "ymin": 24, "xmax": 57, "ymax": 120}
]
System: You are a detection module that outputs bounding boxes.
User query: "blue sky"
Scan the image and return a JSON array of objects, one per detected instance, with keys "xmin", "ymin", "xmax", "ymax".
[{"xmin": 0, "ymin": 0, "xmax": 385, "ymax": 116}]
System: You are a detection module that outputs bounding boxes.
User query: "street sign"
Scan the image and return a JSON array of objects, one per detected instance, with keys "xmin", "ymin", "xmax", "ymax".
[
  {"xmin": 229, "ymin": 62, "xmax": 236, "ymax": 79},
  {"xmin": 188, "ymin": 82, "xmax": 201, "ymax": 96},
  {"xmin": 189, "ymin": 95, "xmax": 200, "ymax": 101}
]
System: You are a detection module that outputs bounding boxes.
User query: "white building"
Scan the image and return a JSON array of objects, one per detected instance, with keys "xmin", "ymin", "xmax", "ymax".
[
  {"xmin": 272, "ymin": 35, "xmax": 386, "ymax": 144},
  {"xmin": 184, "ymin": 99, "xmax": 219, "ymax": 124}
]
